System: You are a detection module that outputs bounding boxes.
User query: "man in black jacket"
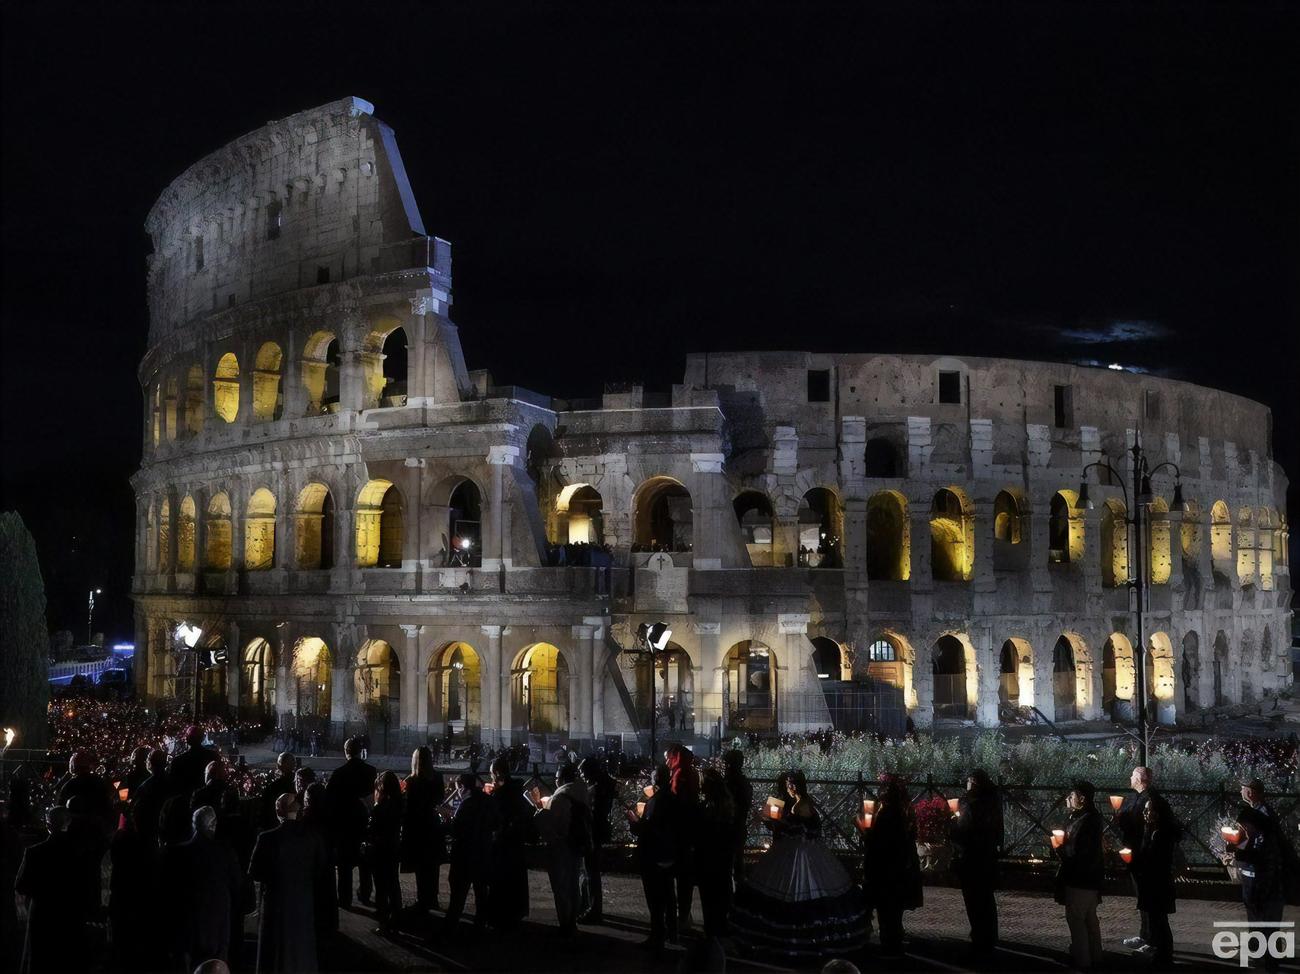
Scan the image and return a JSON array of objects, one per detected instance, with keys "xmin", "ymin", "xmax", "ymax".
[
  {"xmin": 163, "ymin": 805, "xmax": 243, "ymax": 969},
  {"xmin": 950, "ymin": 768, "xmax": 1004, "ymax": 957},
  {"xmin": 14, "ymin": 807, "xmax": 101, "ymax": 973},
  {"xmin": 722, "ymin": 749, "xmax": 753, "ymax": 886},
  {"xmin": 1234, "ymin": 779, "xmax": 1287, "ymax": 974},
  {"xmin": 443, "ymin": 774, "xmax": 502, "ymax": 933},
  {"xmin": 131, "ymin": 748, "xmax": 173, "ymax": 845},
  {"xmin": 171, "ymin": 725, "xmax": 220, "ymax": 796},
  {"xmin": 325, "ymin": 736, "xmax": 377, "ymax": 907},
  {"xmin": 578, "ymin": 757, "xmax": 616, "ymax": 923},
  {"xmin": 1113, "ymin": 765, "xmax": 1155, "ymax": 951},
  {"xmin": 260, "ymin": 751, "xmax": 298, "ymax": 828}
]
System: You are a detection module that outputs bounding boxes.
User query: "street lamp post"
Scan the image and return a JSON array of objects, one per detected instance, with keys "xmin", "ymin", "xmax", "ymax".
[
  {"xmin": 625, "ymin": 622, "xmax": 673, "ymax": 763},
  {"xmin": 86, "ymin": 588, "xmax": 102, "ymax": 646},
  {"xmin": 1078, "ymin": 433, "xmax": 1184, "ymax": 766}
]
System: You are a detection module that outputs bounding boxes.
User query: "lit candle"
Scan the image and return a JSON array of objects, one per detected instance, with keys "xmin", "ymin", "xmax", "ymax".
[
  {"xmin": 862, "ymin": 798, "xmax": 876, "ymax": 814},
  {"xmin": 482, "ymin": 782, "xmax": 494, "ymax": 795},
  {"xmin": 1220, "ymin": 826, "xmax": 1242, "ymax": 845},
  {"xmin": 1051, "ymin": 829, "xmax": 1066, "ymax": 849},
  {"xmin": 857, "ymin": 812, "xmax": 873, "ymax": 830},
  {"xmin": 948, "ymin": 798, "xmax": 960, "ymax": 814},
  {"xmin": 765, "ymin": 796, "xmax": 785, "ymax": 819},
  {"xmin": 1109, "ymin": 795, "xmax": 1124, "ymax": 811},
  {"xmin": 1119, "ymin": 847, "xmax": 1133, "ymax": 863},
  {"xmin": 636, "ymin": 801, "xmax": 647, "ymax": 818}
]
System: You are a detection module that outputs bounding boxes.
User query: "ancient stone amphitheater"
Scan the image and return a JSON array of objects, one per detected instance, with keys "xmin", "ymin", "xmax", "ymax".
[{"xmin": 132, "ymin": 98, "xmax": 1292, "ymax": 751}]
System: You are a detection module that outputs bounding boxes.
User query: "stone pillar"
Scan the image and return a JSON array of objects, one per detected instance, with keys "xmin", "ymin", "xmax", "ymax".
[
  {"xmin": 400, "ymin": 625, "xmax": 422, "ymax": 731},
  {"xmin": 229, "ymin": 479, "xmax": 247, "ymax": 577},
  {"xmin": 972, "ymin": 627, "xmax": 999, "ymax": 727},
  {"xmin": 482, "ymin": 626, "xmax": 507, "ymax": 746},
  {"xmin": 585, "ymin": 616, "xmax": 608, "ymax": 739},
  {"xmin": 275, "ymin": 473, "xmax": 291, "ymax": 575},
  {"xmin": 226, "ymin": 621, "xmax": 242, "ymax": 713},
  {"xmin": 572, "ymin": 625, "xmax": 595, "ymax": 742},
  {"xmin": 283, "ymin": 330, "xmax": 308, "ymax": 419},
  {"xmin": 694, "ymin": 622, "xmax": 723, "ymax": 739},
  {"xmin": 778, "ymin": 614, "xmax": 819, "ymax": 731},
  {"xmin": 407, "ymin": 297, "xmax": 435, "ymax": 406},
  {"xmin": 274, "ymin": 629, "xmax": 291, "ymax": 724},
  {"xmin": 910, "ymin": 502, "xmax": 934, "ymax": 590},
  {"xmin": 689, "ymin": 453, "xmax": 726, "ymax": 570},
  {"xmin": 484, "ymin": 446, "xmax": 520, "ymax": 571},
  {"xmin": 339, "ymin": 343, "xmax": 365, "ymax": 413},
  {"xmin": 237, "ymin": 340, "xmax": 255, "ymax": 426}
]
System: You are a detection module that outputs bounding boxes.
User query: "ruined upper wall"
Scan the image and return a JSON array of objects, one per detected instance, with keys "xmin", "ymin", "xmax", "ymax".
[{"xmin": 144, "ymin": 97, "xmax": 440, "ymax": 346}]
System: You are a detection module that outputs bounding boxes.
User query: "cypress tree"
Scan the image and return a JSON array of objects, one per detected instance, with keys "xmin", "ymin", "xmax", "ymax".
[{"xmin": 0, "ymin": 512, "xmax": 50, "ymax": 748}]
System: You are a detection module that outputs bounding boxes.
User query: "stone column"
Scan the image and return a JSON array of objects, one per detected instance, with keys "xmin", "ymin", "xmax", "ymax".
[
  {"xmin": 407, "ymin": 296, "xmax": 435, "ymax": 406},
  {"xmin": 274, "ymin": 628, "xmax": 291, "ymax": 724},
  {"xmin": 694, "ymin": 622, "xmax": 723, "ymax": 740},
  {"xmin": 339, "ymin": 341, "xmax": 366, "ymax": 413},
  {"xmin": 689, "ymin": 453, "xmax": 726, "ymax": 570},
  {"xmin": 481, "ymin": 626, "xmax": 507, "ymax": 746},
  {"xmin": 237, "ymin": 340, "xmax": 255, "ymax": 426},
  {"xmin": 571, "ymin": 624, "xmax": 595, "ymax": 742},
  {"xmin": 283, "ymin": 330, "xmax": 308, "ymax": 419},
  {"xmin": 585, "ymin": 616, "xmax": 609, "ymax": 739},
  {"xmin": 484, "ymin": 446, "xmax": 520, "ymax": 571},
  {"xmin": 400, "ymin": 625, "xmax": 422, "ymax": 732},
  {"xmin": 909, "ymin": 500, "xmax": 934, "ymax": 590},
  {"xmin": 226, "ymin": 621, "xmax": 242, "ymax": 713},
  {"xmin": 972, "ymin": 627, "xmax": 999, "ymax": 727},
  {"xmin": 778, "ymin": 613, "xmax": 817, "ymax": 732}
]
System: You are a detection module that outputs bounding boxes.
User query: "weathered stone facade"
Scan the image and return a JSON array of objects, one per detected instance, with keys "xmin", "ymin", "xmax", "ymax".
[{"xmin": 132, "ymin": 98, "xmax": 1293, "ymax": 749}]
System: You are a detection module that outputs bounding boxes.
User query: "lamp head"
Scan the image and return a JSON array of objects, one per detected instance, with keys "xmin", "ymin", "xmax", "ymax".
[
  {"xmin": 1076, "ymin": 482, "xmax": 1092, "ymax": 510},
  {"xmin": 1172, "ymin": 482, "xmax": 1185, "ymax": 509},
  {"xmin": 639, "ymin": 622, "xmax": 673, "ymax": 652},
  {"xmin": 1138, "ymin": 474, "xmax": 1153, "ymax": 504}
]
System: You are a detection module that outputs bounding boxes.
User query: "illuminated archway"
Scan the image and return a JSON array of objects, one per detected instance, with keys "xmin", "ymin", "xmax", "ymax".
[
  {"xmin": 213, "ymin": 352, "xmax": 240, "ymax": 423},
  {"xmin": 1210, "ymin": 501, "xmax": 1232, "ymax": 574},
  {"xmin": 930, "ymin": 487, "xmax": 974, "ymax": 582},
  {"xmin": 1049, "ymin": 490, "xmax": 1085, "ymax": 564},
  {"xmin": 556, "ymin": 483, "xmax": 605, "ymax": 546},
  {"xmin": 932, "ymin": 633, "xmax": 977, "ymax": 719},
  {"xmin": 244, "ymin": 487, "xmax": 276, "ymax": 570},
  {"xmin": 1149, "ymin": 497, "xmax": 1172, "ymax": 584},
  {"xmin": 355, "ymin": 640, "xmax": 400, "ymax": 723},
  {"xmin": 241, "ymin": 638, "xmax": 277, "ymax": 715},
  {"xmin": 446, "ymin": 479, "xmax": 483, "ymax": 566},
  {"xmin": 183, "ymin": 365, "xmax": 204, "ymax": 437},
  {"xmin": 158, "ymin": 497, "xmax": 172, "ymax": 573},
  {"xmin": 1052, "ymin": 636, "xmax": 1079, "ymax": 721},
  {"xmin": 150, "ymin": 383, "xmax": 161, "ymax": 447},
  {"xmin": 164, "ymin": 376, "xmax": 178, "ymax": 441},
  {"xmin": 292, "ymin": 637, "xmax": 333, "ymax": 719},
  {"xmin": 512, "ymin": 643, "xmax": 570, "ymax": 734},
  {"xmin": 865, "ymin": 632, "xmax": 915, "ymax": 709},
  {"xmin": 1236, "ymin": 507, "xmax": 1257, "ymax": 586},
  {"xmin": 1180, "ymin": 499, "xmax": 1201, "ymax": 561},
  {"xmin": 999, "ymin": 638, "xmax": 1033, "ymax": 712},
  {"xmin": 177, "ymin": 495, "xmax": 196, "ymax": 572},
  {"xmin": 356, "ymin": 479, "xmax": 403, "ymax": 568},
  {"xmin": 866, "ymin": 490, "xmax": 910, "ymax": 581},
  {"xmin": 294, "ymin": 483, "xmax": 335, "ymax": 570},
  {"xmin": 799, "ymin": 488, "xmax": 842, "ymax": 568},
  {"xmin": 301, "ymin": 331, "xmax": 340, "ymax": 415},
  {"xmin": 725, "ymin": 640, "xmax": 776, "ymax": 732},
  {"xmin": 635, "ymin": 641, "xmax": 695, "ymax": 734},
  {"xmin": 1146, "ymin": 632, "xmax": 1176, "ymax": 724},
  {"xmin": 1101, "ymin": 498, "xmax": 1129, "ymax": 588},
  {"xmin": 360, "ymin": 319, "xmax": 407, "ymax": 408},
  {"xmin": 429, "ymin": 642, "xmax": 482, "ymax": 735},
  {"xmin": 734, "ymin": 490, "xmax": 775, "ymax": 566},
  {"xmin": 633, "ymin": 476, "xmax": 692, "ymax": 551},
  {"xmin": 205, "ymin": 492, "xmax": 233, "ymax": 570},
  {"xmin": 251, "ymin": 342, "xmax": 284, "ymax": 422},
  {"xmin": 1102, "ymin": 633, "xmax": 1135, "ymax": 719}
]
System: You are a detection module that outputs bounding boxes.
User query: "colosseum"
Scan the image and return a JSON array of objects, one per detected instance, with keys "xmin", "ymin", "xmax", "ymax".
[{"xmin": 132, "ymin": 97, "xmax": 1292, "ymax": 753}]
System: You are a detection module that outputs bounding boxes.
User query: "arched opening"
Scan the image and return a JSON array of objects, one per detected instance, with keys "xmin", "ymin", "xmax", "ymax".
[
  {"xmin": 1101, "ymin": 498, "xmax": 1129, "ymax": 588},
  {"xmin": 1210, "ymin": 501, "xmax": 1232, "ymax": 577},
  {"xmin": 380, "ymin": 328, "xmax": 408, "ymax": 406},
  {"xmin": 1052, "ymin": 636, "xmax": 1079, "ymax": 721},
  {"xmin": 294, "ymin": 483, "xmax": 335, "ymax": 570},
  {"xmin": 798, "ymin": 487, "xmax": 842, "ymax": 568},
  {"xmin": 292, "ymin": 637, "xmax": 332, "ymax": 720},
  {"xmin": 150, "ymin": 383, "xmax": 162, "ymax": 447},
  {"xmin": 863, "ymin": 437, "xmax": 900, "ymax": 477},
  {"xmin": 994, "ymin": 490, "xmax": 1023, "ymax": 544},
  {"xmin": 999, "ymin": 640, "xmax": 1022, "ymax": 708},
  {"xmin": 429, "ymin": 642, "xmax": 481, "ymax": 738},
  {"xmin": 864, "ymin": 634, "xmax": 908, "ymax": 696},
  {"xmin": 866, "ymin": 490, "xmax": 910, "ymax": 580},
  {"xmin": 241, "ymin": 638, "xmax": 277, "ymax": 716},
  {"xmin": 1180, "ymin": 500, "xmax": 1201, "ymax": 561},
  {"xmin": 525, "ymin": 425, "xmax": 558, "ymax": 494},
  {"xmin": 555, "ymin": 484, "xmax": 605, "ymax": 546},
  {"xmin": 1181, "ymin": 631, "xmax": 1201, "ymax": 711},
  {"xmin": 356, "ymin": 640, "xmax": 400, "ymax": 729},
  {"xmin": 183, "ymin": 365, "xmax": 204, "ymax": 437},
  {"xmin": 634, "ymin": 642, "xmax": 695, "ymax": 735},
  {"xmin": 1102, "ymin": 634, "xmax": 1135, "ymax": 719},
  {"xmin": 930, "ymin": 487, "xmax": 974, "ymax": 582},
  {"xmin": 301, "ymin": 331, "xmax": 340, "ymax": 415},
  {"xmin": 251, "ymin": 342, "xmax": 284, "ymax": 422},
  {"xmin": 810, "ymin": 636, "xmax": 844, "ymax": 681},
  {"xmin": 158, "ymin": 497, "xmax": 172, "ymax": 574},
  {"xmin": 361, "ymin": 321, "xmax": 408, "ymax": 408},
  {"xmin": 177, "ymin": 495, "xmax": 196, "ymax": 572},
  {"xmin": 1146, "ymin": 633, "xmax": 1176, "ymax": 723},
  {"xmin": 213, "ymin": 352, "xmax": 240, "ymax": 423},
  {"xmin": 932, "ymin": 634, "xmax": 975, "ymax": 719},
  {"xmin": 1049, "ymin": 490, "xmax": 1085, "ymax": 564},
  {"xmin": 356, "ymin": 480, "xmax": 403, "ymax": 568},
  {"xmin": 512, "ymin": 643, "xmax": 570, "ymax": 734},
  {"xmin": 446, "ymin": 480, "xmax": 483, "ymax": 567},
  {"xmin": 733, "ymin": 490, "xmax": 775, "ymax": 567},
  {"xmin": 993, "ymin": 489, "xmax": 1028, "ymax": 571},
  {"xmin": 725, "ymin": 640, "xmax": 776, "ymax": 732},
  {"xmin": 633, "ymin": 476, "xmax": 692, "ymax": 551},
  {"xmin": 1149, "ymin": 497, "xmax": 1172, "ymax": 584},
  {"xmin": 244, "ymin": 487, "xmax": 277, "ymax": 570},
  {"xmin": 205, "ymin": 492, "xmax": 233, "ymax": 570},
  {"xmin": 1257, "ymin": 509, "xmax": 1276, "ymax": 591},
  {"xmin": 145, "ymin": 502, "xmax": 158, "ymax": 573},
  {"xmin": 1236, "ymin": 507, "xmax": 1257, "ymax": 586},
  {"xmin": 164, "ymin": 377, "xmax": 178, "ymax": 441},
  {"xmin": 1213, "ymin": 631, "xmax": 1231, "ymax": 705}
]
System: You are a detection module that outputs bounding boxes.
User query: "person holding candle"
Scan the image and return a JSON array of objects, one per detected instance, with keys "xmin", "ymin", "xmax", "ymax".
[
  {"xmin": 1233, "ymin": 780, "xmax": 1288, "ymax": 974},
  {"xmin": 626, "ymin": 764, "xmax": 678, "ymax": 951},
  {"xmin": 862, "ymin": 773, "xmax": 922, "ymax": 958},
  {"xmin": 665, "ymin": 743, "xmax": 700, "ymax": 933},
  {"xmin": 1129, "ymin": 794, "xmax": 1180, "ymax": 970},
  {"xmin": 696, "ymin": 767, "xmax": 737, "ymax": 939},
  {"xmin": 723, "ymin": 749, "xmax": 754, "ymax": 886},
  {"xmin": 1054, "ymin": 780, "xmax": 1104, "ymax": 971},
  {"xmin": 401, "ymin": 746, "xmax": 446, "ymax": 918},
  {"xmin": 486, "ymin": 754, "xmax": 533, "ymax": 931},
  {"xmin": 533, "ymin": 760, "xmax": 591, "ymax": 939},
  {"xmin": 732, "ymin": 769, "xmax": 865, "ymax": 960},
  {"xmin": 443, "ymin": 773, "xmax": 501, "ymax": 936},
  {"xmin": 949, "ymin": 768, "xmax": 1004, "ymax": 959},
  {"xmin": 578, "ymin": 757, "xmax": 616, "ymax": 924},
  {"xmin": 1113, "ymin": 766, "xmax": 1156, "ymax": 952}
]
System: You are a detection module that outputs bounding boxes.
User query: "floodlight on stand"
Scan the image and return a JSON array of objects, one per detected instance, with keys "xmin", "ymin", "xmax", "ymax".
[
  {"xmin": 461, "ymin": 538, "xmax": 472, "ymax": 550},
  {"xmin": 638, "ymin": 622, "xmax": 673, "ymax": 652},
  {"xmin": 176, "ymin": 623, "xmax": 203, "ymax": 649}
]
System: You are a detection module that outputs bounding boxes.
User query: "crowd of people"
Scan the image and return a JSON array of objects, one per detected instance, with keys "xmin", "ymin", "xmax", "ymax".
[{"xmin": 4, "ymin": 717, "xmax": 1296, "ymax": 974}]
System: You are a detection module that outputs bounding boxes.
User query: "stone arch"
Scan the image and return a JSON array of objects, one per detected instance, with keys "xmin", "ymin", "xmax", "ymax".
[
  {"xmin": 205, "ymin": 492, "xmax": 233, "ymax": 570},
  {"xmin": 251, "ymin": 341, "xmax": 284, "ymax": 422},
  {"xmin": 1102, "ymin": 633, "xmax": 1136, "ymax": 719},
  {"xmin": 301, "ymin": 330, "xmax": 340, "ymax": 415},
  {"xmin": 1149, "ymin": 497, "xmax": 1172, "ymax": 584},
  {"xmin": 240, "ymin": 637, "xmax": 277, "ymax": 715},
  {"xmin": 633, "ymin": 476, "xmax": 692, "ymax": 551},
  {"xmin": 634, "ymin": 639, "xmax": 695, "ymax": 735},
  {"xmin": 552, "ymin": 483, "xmax": 604, "ymax": 547},
  {"xmin": 1210, "ymin": 500, "xmax": 1232, "ymax": 576},
  {"xmin": 294, "ymin": 482, "xmax": 335, "ymax": 570},
  {"xmin": 799, "ymin": 487, "xmax": 843, "ymax": 568},
  {"xmin": 932, "ymin": 632, "xmax": 977, "ymax": 720},
  {"xmin": 177, "ymin": 495, "xmax": 197, "ymax": 572},
  {"xmin": 1180, "ymin": 631, "xmax": 1201, "ymax": 710},
  {"xmin": 993, "ymin": 488, "xmax": 1029, "ymax": 571},
  {"xmin": 1051, "ymin": 635, "xmax": 1081, "ymax": 721},
  {"xmin": 292, "ymin": 637, "xmax": 333, "ymax": 720},
  {"xmin": 356, "ymin": 479, "xmax": 403, "ymax": 568},
  {"xmin": 930, "ymin": 487, "xmax": 975, "ymax": 582},
  {"xmin": 213, "ymin": 352, "xmax": 240, "ymax": 423},
  {"xmin": 1101, "ymin": 498, "xmax": 1129, "ymax": 588},
  {"xmin": 1180, "ymin": 499, "xmax": 1202, "ymax": 561},
  {"xmin": 355, "ymin": 639, "xmax": 400, "ymax": 724},
  {"xmin": 724, "ymin": 639, "xmax": 776, "ymax": 732},
  {"xmin": 1146, "ymin": 632, "xmax": 1177, "ymax": 724},
  {"xmin": 810, "ymin": 636, "xmax": 844, "ymax": 680},
  {"xmin": 1212, "ymin": 630, "xmax": 1232, "ymax": 705},
  {"xmin": 183, "ymin": 364, "xmax": 204, "ymax": 437},
  {"xmin": 512, "ymin": 642, "xmax": 570, "ymax": 734},
  {"xmin": 244, "ymin": 487, "xmax": 277, "ymax": 570},
  {"xmin": 733, "ymin": 490, "xmax": 776, "ymax": 567},
  {"xmin": 429, "ymin": 642, "xmax": 482, "ymax": 738},
  {"xmin": 1236, "ymin": 507, "xmax": 1258, "ymax": 586},
  {"xmin": 865, "ymin": 631, "xmax": 916, "ymax": 711},
  {"xmin": 866, "ymin": 490, "xmax": 910, "ymax": 581},
  {"xmin": 1049, "ymin": 489, "xmax": 1085, "ymax": 564},
  {"xmin": 998, "ymin": 637, "xmax": 1034, "ymax": 714},
  {"xmin": 164, "ymin": 376, "xmax": 179, "ymax": 441},
  {"xmin": 158, "ymin": 496, "xmax": 172, "ymax": 573},
  {"xmin": 443, "ymin": 477, "xmax": 484, "ymax": 566},
  {"xmin": 361, "ymin": 317, "xmax": 407, "ymax": 408},
  {"xmin": 1059, "ymin": 632, "xmax": 1095, "ymax": 718}
]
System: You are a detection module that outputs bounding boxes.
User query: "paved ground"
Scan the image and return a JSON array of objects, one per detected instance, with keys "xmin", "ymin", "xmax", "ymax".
[{"xmin": 281, "ymin": 869, "xmax": 1297, "ymax": 973}]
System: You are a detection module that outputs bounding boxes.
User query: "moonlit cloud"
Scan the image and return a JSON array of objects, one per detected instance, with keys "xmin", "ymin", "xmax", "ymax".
[{"xmin": 1058, "ymin": 320, "xmax": 1170, "ymax": 345}]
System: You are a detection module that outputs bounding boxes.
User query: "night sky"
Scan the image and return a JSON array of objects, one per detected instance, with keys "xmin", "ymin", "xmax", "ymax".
[{"xmin": 2, "ymin": 1, "xmax": 1296, "ymax": 642}]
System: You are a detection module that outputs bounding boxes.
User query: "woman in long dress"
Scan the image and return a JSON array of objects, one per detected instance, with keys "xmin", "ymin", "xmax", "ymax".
[{"xmin": 732, "ymin": 770, "xmax": 866, "ymax": 960}]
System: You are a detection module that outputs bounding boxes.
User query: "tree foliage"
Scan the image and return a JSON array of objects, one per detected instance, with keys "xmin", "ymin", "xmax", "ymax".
[{"xmin": 0, "ymin": 512, "xmax": 50, "ymax": 747}]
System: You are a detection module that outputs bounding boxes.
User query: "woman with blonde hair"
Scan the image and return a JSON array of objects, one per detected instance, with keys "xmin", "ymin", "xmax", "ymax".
[{"xmin": 401, "ymin": 746, "xmax": 446, "ymax": 914}]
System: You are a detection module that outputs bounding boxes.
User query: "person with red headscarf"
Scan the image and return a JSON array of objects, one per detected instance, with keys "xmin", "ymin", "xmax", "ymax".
[{"xmin": 664, "ymin": 743, "xmax": 700, "ymax": 932}]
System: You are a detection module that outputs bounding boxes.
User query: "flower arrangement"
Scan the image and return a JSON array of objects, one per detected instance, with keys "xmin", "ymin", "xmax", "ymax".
[{"xmin": 914, "ymin": 796, "xmax": 952, "ymax": 845}]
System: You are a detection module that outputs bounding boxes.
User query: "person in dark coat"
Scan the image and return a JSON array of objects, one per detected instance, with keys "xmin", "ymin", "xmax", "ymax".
[
  {"xmin": 301, "ymin": 783, "xmax": 338, "ymax": 953},
  {"xmin": 192, "ymin": 758, "xmax": 232, "ymax": 810},
  {"xmin": 627, "ymin": 764, "xmax": 678, "ymax": 951},
  {"xmin": 57, "ymin": 750, "xmax": 116, "ymax": 836},
  {"xmin": 366, "ymin": 771, "xmax": 404, "ymax": 935},
  {"xmin": 1055, "ymin": 780, "xmax": 1105, "ymax": 971},
  {"xmin": 1232, "ymin": 779, "xmax": 1287, "ymax": 974},
  {"xmin": 578, "ymin": 756, "xmax": 616, "ymax": 923},
  {"xmin": 1113, "ymin": 765, "xmax": 1157, "ymax": 952},
  {"xmin": 401, "ymin": 745, "xmax": 446, "ymax": 914},
  {"xmin": 532, "ymin": 760, "xmax": 591, "ymax": 938},
  {"xmin": 249, "ymin": 792, "xmax": 330, "ymax": 974},
  {"xmin": 861, "ymin": 774, "xmax": 922, "ymax": 957},
  {"xmin": 723, "ymin": 749, "xmax": 754, "ymax": 886},
  {"xmin": 665, "ymin": 743, "xmax": 700, "ymax": 933},
  {"xmin": 131, "ymin": 748, "xmax": 174, "ymax": 847},
  {"xmin": 1131, "ymin": 793, "xmax": 1180, "ymax": 969},
  {"xmin": 14, "ymin": 806, "xmax": 100, "ymax": 974},
  {"xmin": 696, "ymin": 767, "xmax": 736, "ymax": 939},
  {"xmin": 485, "ymin": 755, "xmax": 532, "ymax": 931},
  {"xmin": 949, "ymin": 768, "xmax": 1004, "ymax": 957},
  {"xmin": 109, "ymin": 803, "xmax": 161, "ymax": 972},
  {"xmin": 123, "ymin": 745, "xmax": 153, "ymax": 798},
  {"xmin": 172, "ymin": 725, "xmax": 220, "ymax": 796},
  {"xmin": 324, "ymin": 736, "xmax": 377, "ymax": 908},
  {"xmin": 164, "ymin": 805, "xmax": 244, "ymax": 969},
  {"xmin": 444, "ymin": 773, "xmax": 502, "ymax": 934},
  {"xmin": 260, "ymin": 752, "xmax": 297, "ymax": 829}
]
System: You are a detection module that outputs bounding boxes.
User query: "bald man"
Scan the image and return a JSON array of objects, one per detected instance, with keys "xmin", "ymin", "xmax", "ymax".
[
  {"xmin": 250, "ymin": 793, "xmax": 329, "ymax": 972},
  {"xmin": 164, "ymin": 806, "xmax": 242, "ymax": 968},
  {"xmin": 261, "ymin": 752, "xmax": 297, "ymax": 828}
]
